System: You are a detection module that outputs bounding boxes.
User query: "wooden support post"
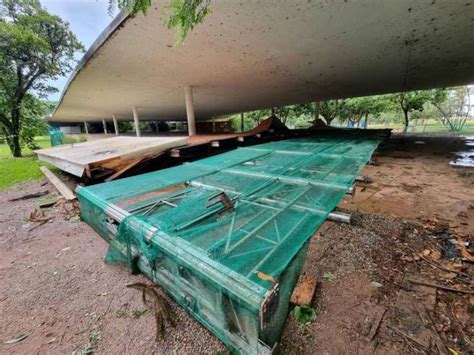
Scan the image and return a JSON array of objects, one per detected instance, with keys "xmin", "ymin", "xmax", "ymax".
[
  {"xmin": 132, "ymin": 106, "xmax": 141, "ymax": 137},
  {"xmin": 240, "ymin": 112, "xmax": 244, "ymax": 132},
  {"xmin": 185, "ymin": 85, "xmax": 196, "ymax": 136},
  {"xmin": 102, "ymin": 119, "xmax": 108, "ymax": 134},
  {"xmin": 113, "ymin": 114, "xmax": 119, "ymax": 136},
  {"xmin": 84, "ymin": 121, "xmax": 89, "ymax": 135}
]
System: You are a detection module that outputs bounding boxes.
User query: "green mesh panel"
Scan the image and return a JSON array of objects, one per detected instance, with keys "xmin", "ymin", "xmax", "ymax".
[{"xmin": 77, "ymin": 131, "xmax": 385, "ymax": 353}]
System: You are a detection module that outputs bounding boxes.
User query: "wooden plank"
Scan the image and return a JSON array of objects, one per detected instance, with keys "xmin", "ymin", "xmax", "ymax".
[
  {"xmin": 105, "ymin": 158, "xmax": 143, "ymax": 182},
  {"xmin": 290, "ymin": 275, "xmax": 317, "ymax": 305},
  {"xmin": 35, "ymin": 136, "xmax": 187, "ymax": 177},
  {"xmin": 39, "ymin": 166, "xmax": 76, "ymax": 200}
]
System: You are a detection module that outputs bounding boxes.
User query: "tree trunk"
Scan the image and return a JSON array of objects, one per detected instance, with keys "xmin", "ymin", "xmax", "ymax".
[
  {"xmin": 365, "ymin": 112, "xmax": 369, "ymax": 129},
  {"xmin": 403, "ymin": 109, "xmax": 409, "ymax": 133},
  {"xmin": 9, "ymin": 106, "xmax": 22, "ymax": 157},
  {"xmin": 5, "ymin": 130, "xmax": 22, "ymax": 157},
  {"xmin": 11, "ymin": 134, "xmax": 22, "ymax": 157}
]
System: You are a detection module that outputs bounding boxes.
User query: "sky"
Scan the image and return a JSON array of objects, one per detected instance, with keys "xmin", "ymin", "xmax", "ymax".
[{"xmin": 42, "ymin": 0, "xmax": 117, "ymax": 101}]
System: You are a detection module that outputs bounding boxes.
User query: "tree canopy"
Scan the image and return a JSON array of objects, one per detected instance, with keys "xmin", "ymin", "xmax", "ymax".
[
  {"xmin": 109, "ymin": 0, "xmax": 211, "ymax": 43},
  {"xmin": 0, "ymin": 0, "xmax": 83, "ymax": 156}
]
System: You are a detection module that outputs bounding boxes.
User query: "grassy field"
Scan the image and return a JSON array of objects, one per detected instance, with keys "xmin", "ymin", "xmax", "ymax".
[
  {"xmin": 369, "ymin": 118, "xmax": 474, "ymax": 135},
  {"xmin": 0, "ymin": 136, "xmax": 51, "ymax": 191}
]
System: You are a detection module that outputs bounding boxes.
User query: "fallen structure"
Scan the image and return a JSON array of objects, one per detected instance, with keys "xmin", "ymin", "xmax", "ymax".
[
  {"xmin": 35, "ymin": 136, "xmax": 187, "ymax": 178},
  {"xmin": 77, "ymin": 130, "xmax": 387, "ymax": 353},
  {"xmin": 35, "ymin": 117, "xmax": 295, "ymax": 179}
]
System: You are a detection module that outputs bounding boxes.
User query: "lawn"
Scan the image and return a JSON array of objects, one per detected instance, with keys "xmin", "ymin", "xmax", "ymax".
[
  {"xmin": 0, "ymin": 136, "xmax": 51, "ymax": 191},
  {"xmin": 369, "ymin": 118, "xmax": 474, "ymax": 135}
]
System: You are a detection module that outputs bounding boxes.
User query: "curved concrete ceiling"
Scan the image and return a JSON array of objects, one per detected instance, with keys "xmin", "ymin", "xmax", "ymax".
[{"xmin": 52, "ymin": 0, "xmax": 474, "ymax": 122}]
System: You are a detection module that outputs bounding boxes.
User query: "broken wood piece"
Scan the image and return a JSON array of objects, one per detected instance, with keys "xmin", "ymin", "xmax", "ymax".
[
  {"xmin": 9, "ymin": 190, "xmax": 49, "ymax": 201},
  {"xmin": 290, "ymin": 275, "xmax": 317, "ymax": 305},
  {"xmin": 415, "ymin": 303, "xmax": 447, "ymax": 355},
  {"xmin": 367, "ymin": 306, "xmax": 386, "ymax": 340},
  {"xmin": 387, "ymin": 325, "xmax": 430, "ymax": 351},
  {"xmin": 407, "ymin": 279, "xmax": 474, "ymax": 295},
  {"xmin": 39, "ymin": 166, "xmax": 75, "ymax": 201},
  {"xmin": 104, "ymin": 158, "xmax": 143, "ymax": 182}
]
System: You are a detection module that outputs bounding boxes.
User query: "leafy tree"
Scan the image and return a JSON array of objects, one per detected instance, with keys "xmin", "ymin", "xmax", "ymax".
[
  {"xmin": 319, "ymin": 100, "xmax": 346, "ymax": 126},
  {"xmin": 391, "ymin": 89, "xmax": 445, "ymax": 132},
  {"xmin": 431, "ymin": 86, "xmax": 470, "ymax": 131},
  {"xmin": 0, "ymin": 0, "xmax": 84, "ymax": 156},
  {"xmin": 340, "ymin": 95, "xmax": 394, "ymax": 127},
  {"xmin": 110, "ymin": 0, "xmax": 211, "ymax": 43},
  {"xmin": 19, "ymin": 95, "xmax": 52, "ymax": 150}
]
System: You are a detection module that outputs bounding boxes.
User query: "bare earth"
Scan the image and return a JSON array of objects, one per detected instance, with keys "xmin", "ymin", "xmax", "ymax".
[{"xmin": 1, "ymin": 135, "xmax": 472, "ymax": 354}]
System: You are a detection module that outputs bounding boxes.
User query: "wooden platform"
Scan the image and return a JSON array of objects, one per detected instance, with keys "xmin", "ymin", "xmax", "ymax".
[{"xmin": 36, "ymin": 136, "xmax": 187, "ymax": 178}]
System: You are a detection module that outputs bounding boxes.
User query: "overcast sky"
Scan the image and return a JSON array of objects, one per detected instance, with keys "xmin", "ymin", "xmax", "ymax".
[{"xmin": 42, "ymin": 0, "xmax": 117, "ymax": 101}]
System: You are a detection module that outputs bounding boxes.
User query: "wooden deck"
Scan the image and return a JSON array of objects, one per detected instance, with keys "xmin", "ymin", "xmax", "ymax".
[{"xmin": 36, "ymin": 136, "xmax": 187, "ymax": 178}]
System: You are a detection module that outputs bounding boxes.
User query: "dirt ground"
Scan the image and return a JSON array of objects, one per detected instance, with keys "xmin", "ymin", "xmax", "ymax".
[{"xmin": 0, "ymin": 134, "xmax": 472, "ymax": 354}]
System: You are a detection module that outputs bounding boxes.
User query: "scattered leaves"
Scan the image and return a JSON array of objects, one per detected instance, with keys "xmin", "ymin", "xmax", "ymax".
[
  {"xmin": 294, "ymin": 305, "xmax": 317, "ymax": 324},
  {"xmin": 323, "ymin": 272, "xmax": 336, "ymax": 282},
  {"xmin": 255, "ymin": 271, "xmax": 276, "ymax": 283},
  {"xmin": 431, "ymin": 249, "xmax": 442, "ymax": 260},
  {"xmin": 370, "ymin": 281, "xmax": 383, "ymax": 288},
  {"xmin": 3, "ymin": 334, "xmax": 28, "ymax": 344},
  {"xmin": 132, "ymin": 308, "xmax": 149, "ymax": 319},
  {"xmin": 75, "ymin": 330, "xmax": 101, "ymax": 355}
]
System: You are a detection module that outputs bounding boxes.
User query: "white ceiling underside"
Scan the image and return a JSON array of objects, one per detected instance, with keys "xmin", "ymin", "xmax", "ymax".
[{"xmin": 52, "ymin": 0, "xmax": 474, "ymax": 122}]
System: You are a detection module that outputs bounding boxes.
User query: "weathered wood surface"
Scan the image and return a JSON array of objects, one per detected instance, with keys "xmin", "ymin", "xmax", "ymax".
[
  {"xmin": 35, "ymin": 136, "xmax": 187, "ymax": 177},
  {"xmin": 39, "ymin": 166, "xmax": 76, "ymax": 201},
  {"xmin": 290, "ymin": 275, "xmax": 317, "ymax": 305}
]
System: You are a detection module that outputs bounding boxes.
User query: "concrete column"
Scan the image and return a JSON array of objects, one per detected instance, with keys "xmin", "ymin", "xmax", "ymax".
[
  {"xmin": 112, "ymin": 114, "xmax": 119, "ymax": 136},
  {"xmin": 132, "ymin": 106, "xmax": 141, "ymax": 137},
  {"xmin": 184, "ymin": 85, "xmax": 196, "ymax": 136},
  {"xmin": 240, "ymin": 112, "xmax": 244, "ymax": 132},
  {"xmin": 212, "ymin": 118, "xmax": 216, "ymax": 133},
  {"xmin": 84, "ymin": 121, "xmax": 89, "ymax": 135},
  {"xmin": 314, "ymin": 101, "xmax": 320, "ymax": 121},
  {"xmin": 102, "ymin": 119, "xmax": 107, "ymax": 134}
]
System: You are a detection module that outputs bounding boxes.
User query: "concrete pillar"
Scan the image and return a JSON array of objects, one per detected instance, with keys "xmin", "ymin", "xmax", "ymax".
[
  {"xmin": 240, "ymin": 112, "xmax": 244, "ymax": 132},
  {"xmin": 184, "ymin": 85, "xmax": 196, "ymax": 136},
  {"xmin": 132, "ymin": 106, "xmax": 141, "ymax": 137},
  {"xmin": 83, "ymin": 121, "xmax": 89, "ymax": 135},
  {"xmin": 314, "ymin": 101, "xmax": 320, "ymax": 121},
  {"xmin": 212, "ymin": 118, "xmax": 216, "ymax": 133},
  {"xmin": 102, "ymin": 119, "xmax": 107, "ymax": 134},
  {"xmin": 113, "ymin": 114, "xmax": 119, "ymax": 136}
]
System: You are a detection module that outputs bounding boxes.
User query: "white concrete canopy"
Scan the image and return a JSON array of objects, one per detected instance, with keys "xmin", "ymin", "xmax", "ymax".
[{"xmin": 51, "ymin": 0, "xmax": 474, "ymax": 123}]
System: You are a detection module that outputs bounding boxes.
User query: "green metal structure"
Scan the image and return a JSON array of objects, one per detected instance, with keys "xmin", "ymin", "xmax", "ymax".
[{"xmin": 77, "ymin": 130, "xmax": 385, "ymax": 353}]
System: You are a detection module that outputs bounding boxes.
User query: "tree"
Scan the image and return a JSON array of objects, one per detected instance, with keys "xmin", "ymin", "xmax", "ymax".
[
  {"xmin": 110, "ymin": 0, "xmax": 211, "ymax": 43},
  {"xmin": 340, "ymin": 95, "xmax": 394, "ymax": 128},
  {"xmin": 391, "ymin": 89, "xmax": 445, "ymax": 133},
  {"xmin": 431, "ymin": 86, "xmax": 470, "ymax": 132},
  {"xmin": 319, "ymin": 100, "xmax": 345, "ymax": 126},
  {"xmin": 0, "ymin": 0, "xmax": 83, "ymax": 157}
]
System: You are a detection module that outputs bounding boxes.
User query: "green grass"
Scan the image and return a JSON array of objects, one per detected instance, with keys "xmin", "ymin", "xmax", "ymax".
[
  {"xmin": 0, "ymin": 136, "xmax": 51, "ymax": 191},
  {"xmin": 369, "ymin": 118, "xmax": 474, "ymax": 135}
]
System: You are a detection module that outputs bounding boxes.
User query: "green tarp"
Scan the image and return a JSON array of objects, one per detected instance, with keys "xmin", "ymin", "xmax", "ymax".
[{"xmin": 77, "ymin": 130, "xmax": 385, "ymax": 353}]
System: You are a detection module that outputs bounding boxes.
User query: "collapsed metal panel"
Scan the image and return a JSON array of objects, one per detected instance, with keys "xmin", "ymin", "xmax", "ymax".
[{"xmin": 77, "ymin": 131, "xmax": 384, "ymax": 353}]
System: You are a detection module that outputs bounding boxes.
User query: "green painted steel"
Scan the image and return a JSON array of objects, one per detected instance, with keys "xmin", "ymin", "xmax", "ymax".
[{"xmin": 77, "ymin": 130, "xmax": 385, "ymax": 353}]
